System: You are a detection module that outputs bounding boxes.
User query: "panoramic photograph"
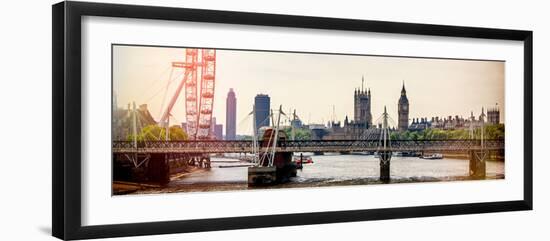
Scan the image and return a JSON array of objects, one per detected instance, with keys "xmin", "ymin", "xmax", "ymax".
[{"xmin": 111, "ymin": 45, "xmax": 505, "ymax": 195}]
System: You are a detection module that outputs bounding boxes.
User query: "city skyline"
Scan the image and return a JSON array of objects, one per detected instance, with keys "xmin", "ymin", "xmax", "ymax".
[{"xmin": 113, "ymin": 45, "xmax": 505, "ymax": 135}]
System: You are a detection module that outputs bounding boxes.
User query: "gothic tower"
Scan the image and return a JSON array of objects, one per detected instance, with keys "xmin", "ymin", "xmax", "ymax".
[
  {"xmin": 354, "ymin": 75, "xmax": 372, "ymax": 127},
  {"xmin": 398, "ymin": 81, "xmax": 409, "ymax": 131},
  {"xmin": 487, "ymin": 104, "xmax": 500, "ymax": 124}
]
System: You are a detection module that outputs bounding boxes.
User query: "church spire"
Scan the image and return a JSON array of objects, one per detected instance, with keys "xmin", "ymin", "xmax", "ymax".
[{"xmin": 362, "ymin": 75, "xmax": 365, "ymax": 93}]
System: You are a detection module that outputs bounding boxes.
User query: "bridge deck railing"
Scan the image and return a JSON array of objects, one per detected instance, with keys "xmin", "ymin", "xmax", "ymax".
[{"xmin": 112, "ymin": 139, "xmax": 505, "ymax": 154}]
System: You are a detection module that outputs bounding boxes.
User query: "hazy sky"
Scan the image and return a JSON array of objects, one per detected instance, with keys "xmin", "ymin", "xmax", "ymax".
[{"xmin": 113, "ymin": 45, "xmax": 504, "ymax": 135}]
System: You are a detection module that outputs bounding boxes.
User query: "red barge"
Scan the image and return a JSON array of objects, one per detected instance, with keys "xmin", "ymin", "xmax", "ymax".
[{"xmin": 247, "ymin": 128, "xmax": 298, "ymax": 185}]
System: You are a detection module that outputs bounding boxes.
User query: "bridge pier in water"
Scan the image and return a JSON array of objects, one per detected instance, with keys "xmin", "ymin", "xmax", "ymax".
[
  {"xmin": 199, "ymin": 156, "xmax": 211, "ymax": 168},
  {"xmin": 188, "ymin": 155, "xmax": 211, "ymax": 169},
  {"xmin": 379, "ymin": 151, "xmax": 392, "ymax": 183},
  {"xmin": 113, "ymin": 152, "xmax": 212, "ymax": 186},
  {"xmin": 147, "ymin": 153, "xmax": 170, "ymax": 185},
  {"xmin": 469, "ymin": 150, "xmax": 487, "ymax": 179}
]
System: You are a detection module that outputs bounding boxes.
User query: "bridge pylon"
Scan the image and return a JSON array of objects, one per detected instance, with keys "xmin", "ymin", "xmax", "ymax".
[
  {"xmin": 378, "ymin": 106, "xmax": 392, "ymax": 183},
  {"xmin": 468, "ymin": 108, "xmax": 487, "ymax": 179}
]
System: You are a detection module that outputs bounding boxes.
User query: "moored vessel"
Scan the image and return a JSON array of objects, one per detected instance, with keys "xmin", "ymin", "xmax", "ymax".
[
  {"xmin": 420, "ymin": 153, "xmax": 444, "ymax": 159},
  {"xmin": 248, "ymin": 128, "xmax": 298, "ymax": 185}
]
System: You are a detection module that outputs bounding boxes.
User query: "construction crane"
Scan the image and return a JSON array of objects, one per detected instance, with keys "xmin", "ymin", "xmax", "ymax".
[{"xmin": 158, "ymin": 48, "xmax": 216, "ymax": 140}]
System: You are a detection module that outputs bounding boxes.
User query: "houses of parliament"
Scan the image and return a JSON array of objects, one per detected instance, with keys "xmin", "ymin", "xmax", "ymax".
[{"xmin": 323, "ymin": 76, "xmax": 501, "ymax": 140}]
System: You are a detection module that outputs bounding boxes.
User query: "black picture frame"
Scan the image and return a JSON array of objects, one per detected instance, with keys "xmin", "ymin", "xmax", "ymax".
[{"xmin": 52, "ymin": 1, "xmax": 533, "ymax": 240}]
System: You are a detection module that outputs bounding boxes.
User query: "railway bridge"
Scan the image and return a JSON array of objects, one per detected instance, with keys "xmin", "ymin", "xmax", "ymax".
[
  {"xmin": 112, "ymin": 138, "xmax": 504, "ymax": 183},
  {"xmin": 112, "ymin": 139, "xmax": 504, "ymax": 154}
]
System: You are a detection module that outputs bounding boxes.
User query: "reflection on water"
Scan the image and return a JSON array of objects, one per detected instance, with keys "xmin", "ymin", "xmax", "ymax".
[{"xmin": 138, "ymin": 154, "xmax": 504, "ymax": 194}]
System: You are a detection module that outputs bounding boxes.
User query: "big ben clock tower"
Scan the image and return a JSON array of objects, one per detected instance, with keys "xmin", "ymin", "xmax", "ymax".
[{"xmin": 398, "ymin": 81, "xmax": 409, "ymax": 131}]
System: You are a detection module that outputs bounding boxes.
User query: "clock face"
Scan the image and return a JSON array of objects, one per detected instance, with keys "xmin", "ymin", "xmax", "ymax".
[{"xmin": 402, "ymin": 105, "xmax": 408, "ymax": 111}]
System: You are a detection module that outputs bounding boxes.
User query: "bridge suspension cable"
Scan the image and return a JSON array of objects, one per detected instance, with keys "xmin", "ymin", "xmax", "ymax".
[
  {"xmin": 244, "ymin": 105, "xmax": 287, "ymax": 167},
  {"xmin": 346, "ymin": 108, "xmax": 396, "ymax": 152},
  {"xmin": 240, "ymin": 105, "xmax": 275, "ymax": 166},
  {"xmin": 132, "ymin": 65, "xmax": 171, "ymax": 104},
  {"xmin": 378, "ymin": 106, "xmax": 392, "ymax": 150},
  {"xmin": 141, "ymin": 68, "xmax": 185, "ymax": 111}
]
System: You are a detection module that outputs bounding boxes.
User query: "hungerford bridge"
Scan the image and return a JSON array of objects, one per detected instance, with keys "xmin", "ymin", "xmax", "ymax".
[
  {"xmin": 112, "ymin": 139, "xmax": 504, "ymax": 154},
  {"xmin": 113, "ymin": 106, "xmax": 504, "ymax": 184}
]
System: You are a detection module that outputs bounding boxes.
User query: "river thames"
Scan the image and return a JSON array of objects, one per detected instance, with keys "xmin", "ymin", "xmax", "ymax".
[{"xmin": 133, "ymin": 153, "xmax": 505, "ymax": 194}]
